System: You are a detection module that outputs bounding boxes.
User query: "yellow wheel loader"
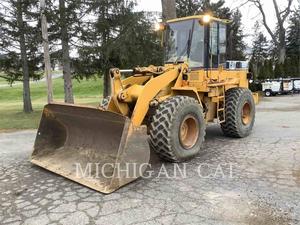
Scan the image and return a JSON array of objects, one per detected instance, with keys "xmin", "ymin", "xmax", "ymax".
[{"xmin": 31, "ymin": 15, "xmax": 258, "ymax": 193}]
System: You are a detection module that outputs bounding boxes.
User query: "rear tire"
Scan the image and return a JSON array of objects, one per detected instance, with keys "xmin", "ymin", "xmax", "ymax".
[
  {"xmin": 221, "ymin": 88, "xmax": 255, "ymax": 138},
  {"xmin": 149, "ymin": 96, "xmax": 206, "ymax": 162}
]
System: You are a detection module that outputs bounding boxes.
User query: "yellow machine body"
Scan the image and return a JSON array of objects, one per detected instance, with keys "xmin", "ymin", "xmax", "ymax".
[
  {"xmin": 107, "ymin": 64, "xmax": 252, "ymax": 126},
  {"xmin": 31, "ymin": 15, "xmax": 258, "ymax": 193}
]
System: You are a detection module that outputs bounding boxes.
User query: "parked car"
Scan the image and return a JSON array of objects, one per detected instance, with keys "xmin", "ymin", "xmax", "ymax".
[
  {"xmin": 293, "ymin": 78, "xmax": 300, "ymax": 93},
  {"xmin": 262, "ymin": 78, "xmax": 300, "ymax": 97},
  {"xmin": 262, "ymin": 80, "xmax": 282, "ymax": 96}
]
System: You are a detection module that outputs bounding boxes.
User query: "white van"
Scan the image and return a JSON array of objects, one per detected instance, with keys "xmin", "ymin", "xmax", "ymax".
[
  {"xmin": 262, "ymin": 80, "xmax": 282, "ymax": 97},
  {"xmin": 293, "ymin": 79, "xmax": 300, "ymax": 93}
]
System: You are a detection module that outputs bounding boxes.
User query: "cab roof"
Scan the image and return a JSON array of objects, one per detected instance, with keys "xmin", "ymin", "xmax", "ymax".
[{"xmin": 167, "ymin": 15, "xmax": 231, "ymax": 24}]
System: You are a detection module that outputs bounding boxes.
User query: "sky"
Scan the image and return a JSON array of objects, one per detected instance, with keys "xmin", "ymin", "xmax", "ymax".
[{"xmin": 135, "ymin": 0, "xmax": 299, "ymax": 46}]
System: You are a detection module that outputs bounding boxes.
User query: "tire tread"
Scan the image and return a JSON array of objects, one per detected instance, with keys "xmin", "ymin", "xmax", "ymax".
[
  {"xmin": 149, "ymin": 96, "xmax": 205, "ymax": 162},
  {"xmin": 221, "ymin": 88, "xmax": 255, "ymax": 138}
]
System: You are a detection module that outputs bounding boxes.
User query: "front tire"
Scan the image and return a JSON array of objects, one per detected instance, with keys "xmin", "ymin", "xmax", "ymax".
[
  {"xmin": 149, "ymin": 96, "xmax": 206, "ymax": 162},
  {"xmin": 221, "ymin": 88, "xmax": 255, "ymax": 138},
  {"xmin": 265, "ymin": 90, "xmax": 272, "ymax": 97}
]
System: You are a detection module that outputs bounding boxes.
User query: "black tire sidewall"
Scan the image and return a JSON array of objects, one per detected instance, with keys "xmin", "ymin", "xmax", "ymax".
[{"xmin": 170, "ymin": 103, "xmax": 205, "ymax": 160}]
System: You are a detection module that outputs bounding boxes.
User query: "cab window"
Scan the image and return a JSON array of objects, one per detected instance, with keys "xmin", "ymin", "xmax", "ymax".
[
  {"xmin": 189, "ymin": 22, "xmax": 205, "ymax": 68},
  {"xmin": 210, "ymin": 22, "xmax": 219, "ymax": 68},
  {"xmin": 219, "ymin": 23, "xmax": 226, "ymax": 65}
]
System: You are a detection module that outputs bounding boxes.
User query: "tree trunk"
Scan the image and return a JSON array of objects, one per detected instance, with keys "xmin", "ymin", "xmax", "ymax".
[
  {"xmin": 103, "ymin": 70, "xmax": 111, "ymax": 98},
  {"xmin": 41, "ymin": 0, "xmax": 53, "ymax": 103},
  {"xmin": 59, "ymin": 0, "xmax": 74, "ymax": 104},
  {"xmin": 102, "ymin": 5, "xmax": 111, "ymax": 98},
  {"xmin": 17, "ymin": 0, "xmax": 33, "ymax": 113},
  {"xmin": 161, "ymin": 0, "xmax": 177, "ymax": 21},
  {"xmin": 252, "ymin": 63, "xmax": 258, "ymax": 80},
  {"xmin": 278, "ymin": 47, "xmax": 286, "ymax": 64},
  {"xmin": 278, "ymin": 31, "xmax": 286, "ymax": 64}
]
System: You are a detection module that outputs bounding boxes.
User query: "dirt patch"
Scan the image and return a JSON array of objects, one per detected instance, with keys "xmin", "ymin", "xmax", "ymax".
[
  {"xmin": 260, "ymin": 97, "xmax": 273, "ymax": 102},
  {"xmin": 292, "ymin": 170, "xmax": 300, "ymax": 186},
  {"xmin": 0, "ymin": 129, "xmax": 24, "ymax": 133},
  {"xmin": 245, "ymin": 200, "xmax": 293, "ymax": 225},
  {"xmin": 257, "ymin": 106, "xmax": 300, "ymax": 112}
]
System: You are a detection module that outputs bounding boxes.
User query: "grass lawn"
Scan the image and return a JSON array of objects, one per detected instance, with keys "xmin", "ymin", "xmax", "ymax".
[
  {"xmin": 0, "ymin": 76, "xmax": 103, "ymax": 131},
  {"xmin": 0, "ymin": 77, "xmax": 9, "ymax": 85}
]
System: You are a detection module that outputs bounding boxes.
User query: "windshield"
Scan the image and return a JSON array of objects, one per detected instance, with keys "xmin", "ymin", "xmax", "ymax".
[
  {"xmin": 165, "ymin": 20, "xmax": 193, "ymax": 63},
  {"xmin": 165, "ymin": 19, "xmax": 204, "ymax": 68}
]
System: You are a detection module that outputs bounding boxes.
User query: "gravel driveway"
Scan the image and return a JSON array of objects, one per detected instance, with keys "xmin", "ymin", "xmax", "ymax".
[{"xmin": 0, "ymin": 95, "xmax": 300, "ymax": 225}]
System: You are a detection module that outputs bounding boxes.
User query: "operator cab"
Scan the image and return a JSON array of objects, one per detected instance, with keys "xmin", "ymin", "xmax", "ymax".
[{"xmin": 162, "ymin": 15, "xmax": 228, "ymax": 70}]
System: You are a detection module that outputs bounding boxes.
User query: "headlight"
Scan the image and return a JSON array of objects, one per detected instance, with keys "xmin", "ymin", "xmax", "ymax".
[
  {"xmin": 154, "ymin": 22, "xmax": 166, "ymax": 31},
  {"xmin": 202, "ymin": 15, "xmax": 211, "ymax": 23}
]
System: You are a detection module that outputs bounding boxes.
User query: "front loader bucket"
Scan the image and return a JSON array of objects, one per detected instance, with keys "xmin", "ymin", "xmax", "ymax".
[{"xmin": 31, "ymin": 104, "xmax": 150, "ymax": 194}]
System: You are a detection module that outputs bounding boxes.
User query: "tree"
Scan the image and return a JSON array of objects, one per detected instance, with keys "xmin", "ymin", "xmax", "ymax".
[
  {"xmin": 44, "ymin": 0, "xmax": 85, "ymax": 103},
  {"xmin": 75, "ymin": 0, "xmax": 137, "ymax": 97},
  {"xmin": 227, "ymin": 10, "xmax": 246, "ymax": 60},
  {"xmin": 58, "ymin": 0, "xmax": 74, "ymax": 103},
  {"xmin": 40, "ymin": 0, "xmax": 53, "ymax": 103},
  {"xmin": 274, "ymin": 62, "xmax": 284, "ymax": 78},
  {"xmin": 247, "ymin": 0, "xmax": 294, "ymax": 64},
  {"xmin": 286, "ymin": 7, "xmax": 300, "ymax": 77},
  {"xmin": 175, "ymin": 0, "xmax": 245, "ymax": 60},
  {"xmin": 73, "ymin": 1, "xmax": 163, "ymax": 97},
  {"xmin": 0, "ymin": 0, "xmax": 41, "ymax": 113},
  {"xmin": 201, "ymin": 0, "xmax": 231, "ymax": 18},
  {"xmin": 16, "ymin": 0, "xmax": 33, "ymax": 112},
  {"xmin": 161, "ymin": 0, "xmax": 177, "ymax": 21},
  {"xmin": 265, "ymin": 59, "xmax": 274, "ymax": 79},
  {"xmin": 176, "ymin": 0, "xmax": 231, "ymax": 19},
  {"xmin": 176, "ymin": 0, "xmax": 202, "ymax": 17},
  {"xmin": 250, "ymin": 22, "xmax": 269, "ymax": 80}
]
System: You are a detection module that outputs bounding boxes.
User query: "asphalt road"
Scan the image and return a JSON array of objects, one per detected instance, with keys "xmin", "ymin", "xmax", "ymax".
[{"xmin": 0, "ymin": 95, "xmax": 300, "ymax": 225}]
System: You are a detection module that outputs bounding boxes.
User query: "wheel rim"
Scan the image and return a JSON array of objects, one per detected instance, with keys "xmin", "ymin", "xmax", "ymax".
[
  {"xmin": 179, "ymin": 115, "xmax": 199, "ymax": 149},
  {"xmin": 242, "ymin": 102, "xmax": 251, "ymax": 125}
]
